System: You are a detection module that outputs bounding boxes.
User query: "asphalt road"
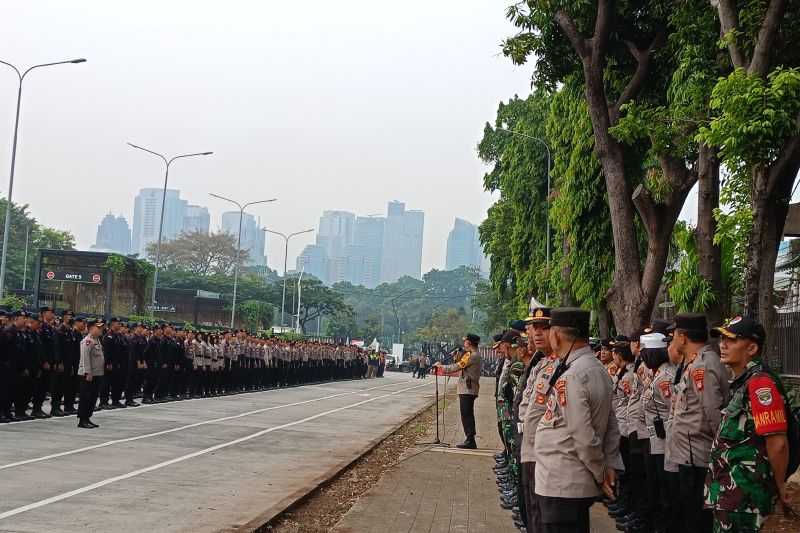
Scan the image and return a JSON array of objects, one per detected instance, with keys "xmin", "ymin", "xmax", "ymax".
[{"xmin": 0, "ymin": 373, "xmax": 435, "ymax": 533}]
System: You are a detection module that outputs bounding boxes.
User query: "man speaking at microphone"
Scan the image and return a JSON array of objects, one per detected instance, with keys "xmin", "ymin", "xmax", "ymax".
[{"xmin": 434, "ymin": 333, "xmax": 482, "ymax": 449}]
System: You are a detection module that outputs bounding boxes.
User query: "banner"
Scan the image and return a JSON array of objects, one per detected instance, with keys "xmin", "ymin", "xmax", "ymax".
[
  {"xmin": 41, "ymin": 269, "xmax": 103, "ymax": 284},
  {"xmin": 433, "ymin": 366, "xmax": 461, "ymax": 377},
  {"xmin": 391, "ymin": 343, "xmax": 404, "ymax": 362}
]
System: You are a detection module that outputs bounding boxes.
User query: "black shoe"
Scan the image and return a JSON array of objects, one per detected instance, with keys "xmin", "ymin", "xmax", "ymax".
[
  {"xmin": 125, "ymin": 401, "xmax": 140, "ymax": 407},
  {"xmin": 50, "ymin": 408, "xmax": 66, "ymax": 417},
  {"xmin": 63, "ymin": 406, "xmax": 77, "ymax": 415},
  {"xmin": 111, "ymin": 402, "xmax": 126, "ymax": 409},
  {"xmin": 14, "ymin": 413, "xmax": 32, "ymax": 421},
  {"xmin": 456, "ymin": 439, "xmax": 477, "ymax": 450},
  {"xmin": 88, "ymin": 420, "xmax": 99, "ymax": 428},
  {"xmin": 0, "ymin": 415, "xmax": 9, "ymax": 424},
  {"xmin": 77, "ymin": 420, "xmax": 95, "ymax": 429},
  {"xmin": 500, "ymin": 499, "xmax": 517, "ymax": 510},
  {"xmin": 30, "ymin": 410, "xmax": 50, "ymax": 419}
]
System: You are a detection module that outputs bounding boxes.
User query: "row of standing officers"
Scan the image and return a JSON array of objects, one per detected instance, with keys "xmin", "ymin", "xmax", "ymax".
[
  {"xmin": 492, "ymin": 307, "xmax": 793, "ymax": 533},
  {"xmin": 0, "ymin": 307, "xmax": 370, "ymax": 428}
]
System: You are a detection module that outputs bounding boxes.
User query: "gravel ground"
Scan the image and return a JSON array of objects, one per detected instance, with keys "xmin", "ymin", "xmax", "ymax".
[
  {"xmin": 763, "ymin": 481, "xmax": 800, "ymax": 531},
  {"xmin": 261, "ymin": 401, "xmax": 440, "ymax": 533}
]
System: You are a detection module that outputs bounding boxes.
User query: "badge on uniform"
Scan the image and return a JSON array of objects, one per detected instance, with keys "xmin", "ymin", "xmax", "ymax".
[
  {"xmin": 692, "ymin": 368, "xmax": 705, "ymax": 391},
  {"xmin": 658, "ymin": 380, "xmax": 672, "ymax": 398},
  {"xmin": 555, "ymin": 378, "xmax": 567, "ymax": 406},
  {"xmin": 622, "ymin": 380, "xmax": 631, "ymax": 395},
  {"xmin": 535, "ymin": 392, "xmax": 546, "ymax": 405}
]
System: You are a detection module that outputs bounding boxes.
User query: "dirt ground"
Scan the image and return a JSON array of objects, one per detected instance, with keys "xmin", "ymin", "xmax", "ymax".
[
  {"xmin": 763, "ymin": 482, "xmax": 800, "ymax": 531},
  {"xmin": 260, "ymin": 401, "xmax": 439, "ymax": 533}
]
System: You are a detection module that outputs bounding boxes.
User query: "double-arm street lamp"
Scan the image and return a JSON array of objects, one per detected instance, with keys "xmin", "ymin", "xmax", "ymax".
[
  {"xmin": 0, "ymin": 57, "xmax": 86, "ymax": 297},
  {"xmin": 496, "ymin": 127, "xmax": 553, "ymax": 296},
  {"xmin": 127, "ymin": 143, "xmax": 213, "ymax": 312},
  {"xmin": 264, "ymin": 228, "xmax": 315, "ymax": 327},
  {"xmin": 209, "ymin": 193, "xmax": 277, "ymax": 328}
]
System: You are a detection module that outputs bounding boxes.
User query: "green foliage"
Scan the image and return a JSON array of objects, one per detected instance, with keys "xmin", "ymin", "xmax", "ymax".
[
  {"xmin": 146, "ymin": 230, "xmax": 249, "ymax": 276},
  {"xmin": 0, "ymin": 199, "xmax": 75, "ymax": 291},
  {"xmin": 699, "ymin": 68, "xmax": 800, "ymax": 170},
  {"xmin": 407, "ymin": 309, "xmax": 470, "ymax": 345},
  {"xmin": 0, "ymin": 294, "xmax": 26, "ymax": 310},
  {"xmin": 239, "ymin": 300, "xmax": 274, "ymax": 331},
  {"xmin": 103, "ymin": 254, "xmax": 127, "ymax": 275}
]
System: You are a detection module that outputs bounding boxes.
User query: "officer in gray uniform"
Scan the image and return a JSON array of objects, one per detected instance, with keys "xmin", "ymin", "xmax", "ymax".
[
  {"xmin": 78, "ymin": 318, "xmax": 105, "ymax": 429},
  {"xmin": 664, "ymin": 313, "xmax": 729, "ymax": 533},
  {"xmin": 533, "ymin": 308, "xmax": 622, "ymax": 533},
  {"xmin": 434, "ymin": 333, "xmax": 483, "ymax": 449}
]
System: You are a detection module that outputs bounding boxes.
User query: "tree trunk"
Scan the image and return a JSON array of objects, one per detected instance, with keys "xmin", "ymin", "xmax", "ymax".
[
  {"xmin": 596, "ymin": 299, "xmax": 612, "ymax": 338},
  {"xmin": 560, "ymin": 238, "xmax": 576, "ymax": 307},
  {"xmin": 696, "ymin": 144, "xmax": 724, "ymax": 325}
]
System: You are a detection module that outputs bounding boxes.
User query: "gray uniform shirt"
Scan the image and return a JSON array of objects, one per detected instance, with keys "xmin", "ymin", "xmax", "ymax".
[
  {"xmin": 629, "ymin": 361, "xmax": 651, "ymax": 439},
  {"xmin": 534, "ymin": 346, "xmax": 622, "ymax": 498},
  {"xmin": 442, "ymin": 349, "xmax": 482, "ymax": 396},
  {"xmin": 520, "ymin": 353, "xmax": 560, "ymax": 463},
  {"xmin": 78, "ymin": 334, "xmax": 105, "ymax": 376},
  {"xmin": 665, "ymin": 344, "xmax": 730, "ymax": 467},
  {"xmin": 643, "ymin": 361, "xmax": 676, "ymax": 455}
]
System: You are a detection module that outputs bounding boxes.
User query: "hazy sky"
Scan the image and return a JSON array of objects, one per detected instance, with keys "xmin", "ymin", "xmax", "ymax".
[{"xmin": 0, "ymin": 0, "xmax": 534, "ymax": 273}]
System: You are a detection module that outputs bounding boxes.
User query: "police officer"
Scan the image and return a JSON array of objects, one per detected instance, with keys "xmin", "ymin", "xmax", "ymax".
[
  {"xmin": 142, "ymin": 325, "xmax": 163, "ymax": 403},
  {"xmin": 78, "ymin": 318, "xmax": 105, "ymax": 429},
  {"xmin": 434, "ymin": 333, "xmax": 482, "ymax": 449},
  {"xmin": 533, "ymin": 308, "xmax": 622, "ymax": 533},
  {"xmin": 126, "ymin": 322, "xmax": 146, "ymax": 407},
  {"xmin": 705, "ymin": 316, "xmax": 790, "ymax": 531},
  {"xmin": 54, "ymin": 311, "xmax": 80, "ymax": 416},
  {"xmin": 0, "ymin": 310, "xmax": 19, "ymax": 422},
  {"xmin": 28, "ymin": 313, "xmax": 49, "ymax": 419},
  {"xmin": 665, "ymin": 313, "xmax": 729, "ymax": 533}
]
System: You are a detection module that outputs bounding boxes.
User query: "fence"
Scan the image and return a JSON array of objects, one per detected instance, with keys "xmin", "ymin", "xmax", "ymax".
[{"xmin": 774, "ymin": 311, "xmax": 800, "ymax": 377}]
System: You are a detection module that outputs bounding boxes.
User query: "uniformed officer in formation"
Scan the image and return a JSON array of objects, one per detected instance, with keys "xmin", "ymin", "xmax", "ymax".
[
  {"xmin": 434, "ymin": 333, "xmax": 483, "ymax": 449},
  {"xmin": 1, "ymin": 313, "xmax": 370, "ymax": 426}
]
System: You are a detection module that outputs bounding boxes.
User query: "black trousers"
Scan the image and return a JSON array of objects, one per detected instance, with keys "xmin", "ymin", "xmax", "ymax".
[
  {"xmin": 628, "ymin": 436, "xmax": 649, "ymax": 518},
  {"xmin": 32, "ymin": 368, "xmax": 48, "ymax": 410},
  {"xmin": 523, "ymin": 462, "xmax": 541, "ymax": 532},
  {"xmin": 536, "ymin": 494, "xmax": 593, "ymax": 533},
  {"xmin": 0, "ymin": 362, "xmax": 14, "ymax": 415},
  {"xmin": 458, "ymin": 394, "xmax": 477, "ymax": 440},
  {"xmin": 111, "ymin": 362, "xmax": 127, "ymax": 403},
  {"xmin": 63, "ymin": 358, "xmax": 79, "ymax": 411},
  {"xmin": 78, "ymin": 375, "xmax": 101, "ymax": 421},
  {"xmin": 49, "ymin": 363, "xmax": 65, "ymax": 410},
  {"xmin": 678, "ymin": 464, "xmax": 712, "ymax": 533}
]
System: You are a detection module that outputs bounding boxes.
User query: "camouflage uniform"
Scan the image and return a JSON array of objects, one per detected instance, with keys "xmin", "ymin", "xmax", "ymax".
[{"xmin": 704, "ymin": 358, "xmax": 789, "ymax": 532}]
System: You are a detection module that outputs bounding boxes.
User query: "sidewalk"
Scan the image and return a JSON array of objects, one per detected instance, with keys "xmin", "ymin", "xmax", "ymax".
[{"xmin": 333, "ymin": 379, "xmax": 616, "ymax": 533}]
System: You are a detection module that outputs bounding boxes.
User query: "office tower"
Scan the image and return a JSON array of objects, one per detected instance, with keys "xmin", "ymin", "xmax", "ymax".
[
  {"xmin": 183, "ymin": 205, "xmax": 210, "ymax": 234},
  {"xmin": 132, "ymin": 188, "xmax": 187, "ymax": 257},
  {"xmin": 316, "ymin": 210, "xmax": 356, "ymax": 283},
  {"xmin": 93, "ymin": 214, "xmax": 132, "ymax": 255},
  {"xmin": 347, "ymin": 216, "xmax": 385, "ymax": 288},
  {"xmin": 380, "ymin": 201, "xmax": 424, "ymax": 283},
  {"xmin": 296, "ymin": 244, "xmax": 328, "ymax": 283},
  {"xmin": 221, "ymin": 211, "xmax": 267, "ymax": 266},
  {"xmin": 445, "ymin": 218, "xmax": 483, "ymax": 271}
]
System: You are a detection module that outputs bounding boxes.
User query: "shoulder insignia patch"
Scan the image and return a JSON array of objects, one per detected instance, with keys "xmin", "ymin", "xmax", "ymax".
[
  {"xmin": 692, "ymin": 368, "xmax": 705, "ymax": 391},
  {"xmin": 658, "ymin": 380, "xmax": 671, "ymax": 398},
  {"xmin": 622, "ymin": 380, "xmax": 631, "ymax": 396},
  {"xmin": 755, "ymin": 387, "xmax": 773, "ymax": 406},
  {"xmin": 555, "ymin": 378, "xmax": 567, "ymax": 406},
  {"xmin": 535, "ymin": 392, "xmax": 546, "ymax": 405}
]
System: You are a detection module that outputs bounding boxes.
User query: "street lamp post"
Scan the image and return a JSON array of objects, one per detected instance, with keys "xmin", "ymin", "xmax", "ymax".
[
  {"xmin": 22, "ymin": 223, "xmax": 30, "ymax": 290},
  {"xmin": 264, "ymin": 228, "xmax": 315, "ymax": 327},
  {"xmin": 127, "ymin": 143, "xmax": 212, "ymax": 312},
  {"xmin": 209, "ymin": 193, "xmax": 277, "ymax": 328},
  {"xmin": 295, "ymin": 268, "xmax": 305, "ymax": 332},
  {"xmin": 496, "ymin": 127, "xmax": 552, "ymax": 297},
  {"xmin": 0, "ymin": 57, "xmax": 86, "ymax": 297}
]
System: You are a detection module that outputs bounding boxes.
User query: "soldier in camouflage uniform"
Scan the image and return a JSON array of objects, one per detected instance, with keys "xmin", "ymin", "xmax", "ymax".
[
  {"xmin": 705, "ymin": 316, "xmax": 790, "ymax": 532},
  {"xmin": 495, "ymin": 330, "xmax": 526, "ymax": 514}
]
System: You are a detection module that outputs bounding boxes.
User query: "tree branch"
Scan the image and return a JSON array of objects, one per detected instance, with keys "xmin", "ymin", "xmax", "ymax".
[
  {"xmin": 715, "ymin": 0, "xmax": 747, "ymax": 68},
  {"xmin": 749, "ymin": 0, "xmax": 787, "ymax": 77},
  {"xmin": 610, "ymin": 32, "xmax": 666, "ymax": 123},
  {"xmin": 591, "ymin": 0, "xmax": 614, "ymax": 65},
  {"xmin": 554, "ymin": 9, "xmax": 588, "ymax": 59},
  {"xmin": 767, "ymin": 132, "xmax": 800, "ymax": 199}
]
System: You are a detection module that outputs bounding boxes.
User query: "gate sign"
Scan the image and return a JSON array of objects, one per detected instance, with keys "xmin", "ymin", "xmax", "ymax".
[{"xmin": 41, "ymin": 269, "xmax": 103, "ymax": 284}]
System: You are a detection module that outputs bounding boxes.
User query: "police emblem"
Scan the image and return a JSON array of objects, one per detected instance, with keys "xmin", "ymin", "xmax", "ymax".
[
  {"xmin": 555, "ymin": 378, "xmax": 567, "ymax": 406},
  {"xmin": 692, "ymin": 368, "xmax": 705, "ymax": 391}
]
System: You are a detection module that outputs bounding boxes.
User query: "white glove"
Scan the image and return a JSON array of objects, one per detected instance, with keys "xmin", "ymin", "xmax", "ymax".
[{"xmin": 517, "ymin": 422, "xmax": 524, "ymax": 433}]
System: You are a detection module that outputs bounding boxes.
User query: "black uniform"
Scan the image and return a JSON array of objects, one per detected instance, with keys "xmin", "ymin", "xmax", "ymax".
[
  {"xmin": 126, "ymin": 333, "xmax": 146, "ymax": 406},
  {"xmin": 58, "ymin": 324, "xmax": 82, "ymax": 414}
]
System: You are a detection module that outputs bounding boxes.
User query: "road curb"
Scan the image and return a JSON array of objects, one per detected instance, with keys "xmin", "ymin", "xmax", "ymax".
[{"xmin": 224, "ymin": 386, "xmax": 437, "ymax": 533}]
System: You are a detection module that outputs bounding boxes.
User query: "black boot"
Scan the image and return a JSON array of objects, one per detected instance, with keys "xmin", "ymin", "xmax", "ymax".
[{"xmin": 456, "ymin": 438, "xmax": 477, "ymax": 450}]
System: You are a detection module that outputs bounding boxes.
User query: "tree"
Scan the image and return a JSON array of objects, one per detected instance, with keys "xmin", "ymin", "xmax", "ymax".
[
  {"xmin": 146, "ymin": 230, "xmax": 250, "ymax": 276},
  {"xmin": 239, "ymin": 300, "xmax": 274, "ymax": 331},
  {"xmin": 505, "ymin": 1, "xmax": 699, "ymax": 334},
  {"xmin": 409, "ymin": 309, "xmax": 471, "ymax": 345},
  {"xmin": 0, "ymin": 199, "xmax": 75, "ymax": 292},
  {"xmin": 296, "ymin": 278, "xmax": 351, "ymax": 333},
  {"xmin": 698, "ymin": 1, "xmax": 800, "ymax": 345}
]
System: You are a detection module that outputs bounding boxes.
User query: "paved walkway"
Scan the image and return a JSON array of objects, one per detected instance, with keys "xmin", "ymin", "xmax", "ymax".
[
  {"xmin": 333, "ymin": 377, "xmax": 617, "ymax": 533},
  {"xmin": 0, "ymin": 374, "xmax": 434, "ymax": 533}
]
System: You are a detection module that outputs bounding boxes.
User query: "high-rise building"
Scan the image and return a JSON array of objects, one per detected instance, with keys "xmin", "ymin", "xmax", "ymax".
[
  {"xmin": 93, "ymin": 214, "xmax": 131, "ymax": 255},
  {"xmin": 380, "ymin": 201, "xmax": 424, "ymax": 283},
  {"xmin": 347, "ymin": 216, "xmax": 385, "ymax": 288},
  {"xmin": 132, "ymin": 188, "xmax": 187, "ymax": 258},
  {"xmin": 317, "ymin": 210, "xmax": 356, "ymax": 283},
  {"xmin": 296, "ymin": 244, "xmax": 328, "ymax": 282},
  {"xmin": 445, "ymin": 218, "xmax": 483, "ymax": 271},
  {"xmin": 221, "ymin": 211, "xmax": 267, "ymax": 266},
  {"xmin": 183, "ymin": 205, "xmax": 210, "ymax": 234}
]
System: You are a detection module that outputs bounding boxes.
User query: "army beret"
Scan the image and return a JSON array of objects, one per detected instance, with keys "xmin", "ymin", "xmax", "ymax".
[
  {"xmin": 668, "ymin": 313, "xmax": 708, "ymax": 333},
  {"xmin": 550, "ymin": 307, "xmax": 590, "ymax": 337},
  {"xmin": 500, "ymin": 330, "xmax": 522, "ymax": 346},
  {"xmin": 39, "ymin": 306, "xmax": 54, "ymax": 313},
  {"xmin": 73, "ymin": 315, "xmax": 86, "ymax": 322},
  {"xmin": 508, "ymin": 320, "xmax": 526, "ymax": 333}
]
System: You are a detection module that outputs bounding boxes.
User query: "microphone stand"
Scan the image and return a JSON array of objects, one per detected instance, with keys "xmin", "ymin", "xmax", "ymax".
[{"xmin": 420, "ymin": 349, "xmax": 457, "ymax": 448}]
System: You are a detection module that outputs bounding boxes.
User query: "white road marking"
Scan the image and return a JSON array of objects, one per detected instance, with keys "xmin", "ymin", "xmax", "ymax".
[
  {"xmin": 0, "ymin": 382, "xmax": 429, "ymax": 521},
  {"xmin": 0, "ymin": 379, "xmax": 426, "ymax": 471}
]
